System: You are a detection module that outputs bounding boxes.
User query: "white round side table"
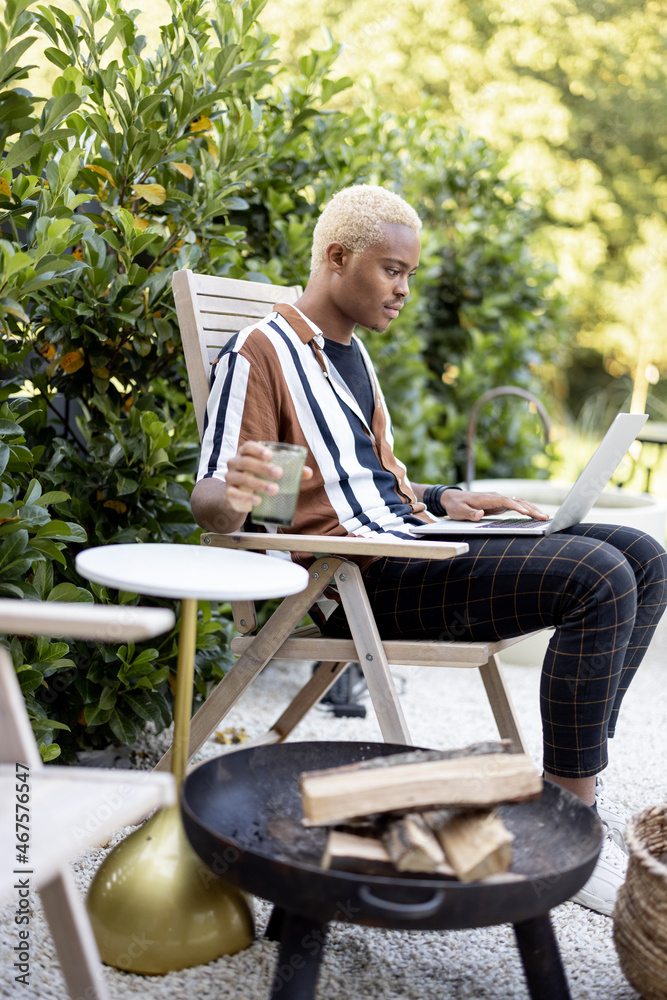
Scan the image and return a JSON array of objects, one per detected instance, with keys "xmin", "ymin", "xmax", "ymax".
[
  {"xmin": 75, "ymin": 542, "xmax": 309, "ymax": 785},
  {"xmin": 74, "ymin": 542, "xmax": 309, "ymax": 975}
]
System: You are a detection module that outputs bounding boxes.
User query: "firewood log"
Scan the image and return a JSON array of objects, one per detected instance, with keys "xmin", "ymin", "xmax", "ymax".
[
  {"xmin": 378, "ymin": 813, "xmax": 448, "ymax": 873},
  {"xmin": 433, "ymin": 809, "xmax": 514, "ymax": 882},
  {"xmin": 300, "ymin": 751, "xmax": 541, "ymax": 826}
]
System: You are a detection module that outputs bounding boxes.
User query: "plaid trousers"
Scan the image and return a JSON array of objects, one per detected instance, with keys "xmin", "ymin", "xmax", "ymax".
[{"xmin": 322, "ymin": 523, "xmax": 667, "ymax": 778}]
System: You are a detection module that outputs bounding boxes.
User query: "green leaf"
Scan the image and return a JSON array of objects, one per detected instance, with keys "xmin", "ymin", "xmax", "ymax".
[
  {"xmin": 39, "ymin": 742, "xmax": 61, "ymax": 762},
  {"xmin": 86, "ymin": 113, "xmax": 109, "ymax": 142},
  {"xmin": 30, "ymin": 537, "xmax": 67, "ymax": 566},
  {"xmin": 0, "ymin": 299, "xmax": 30, "ymax": 322},
  {"xmin": 108, "ymin": 707, "xmax": 137, "ymax": 743},
  {"xmin": 23, "ymin": 478, "xmax": 42, "ymax": 504},
  {"xmin": 98, "ymin": 684, "xmax": 117, "ymax": 711},
  {"xmin": 1, "ymin": 249, "xmax": 33, "ymax": 279},
  {"xmin": 18, "ymin": 504, "xmax": 51, "ymax": 528},
  {"xmin": 115, "ymin": 474, "xmax": 138, "ymax": 496},
  {"xmin": 16, "ymin": 667, "xmax": 44, "ymax": 692},
  {"xmin": 3, "ymin": 134, "xmax": 44, "ymax": 171},
  {"xmin": 136, "ymin": 93, "xmax": 163, "ymax": 118},
  {"xmin": 148, "ymin": 665, "xmax": 170, "ymax": 686},
  {"xmin": 0, "ymin": 419, "xmax": 22, "ymax": 436},
  {"xmin": 33, "ymin": 6, "xmax": 59, "ymax": 44},
  {"xmin": 0, "ymin": 582, "xmax": 30, "ymax": 599},
  {"xmin": 57, "ymin": 147, "xmax": 81, "ymax": 189},
  {"xmin": 0, "ymin": 37, "xmax": 35, "ymax": 86},
  {"xmin": 47, "ymin": 583, "xmax": 94, "ymax": 603},
  {"xmin": 43, "ymin": 46, "xmax": 72, "ymax": 70},
  {"xmin": 45, "ymin": 657, "xmax": 75, "ymax": 671},
  {"xmin": 84, "ymin": 702, "xmax": 111, "ymax": 726},
  {"xmin": 4, "ymin": 0, "xmax": 37, "ymax": 26},
  {"xmin": 100, "ymin": 229, "xmax": 120, "ymax": 251},
  {"xmin": 35, "ymin": 520, "xmax": 87, "ymax": 542},
  {"xmin": 34, "ymin": 521, "xmax": 71, "ymax": 539},
  {"xmin": 151, "ymin": 688, "xmax": 171, "ymax": 729},
  {"xmin": 119, "ymin": 689, "xmax": 154, "ymax": 721},
  {"xmin": 130, "ymin": 648, "xmax": 159, "ymax": 669},
  {"xmin": 0, "ymin": 529, "xmax": 31, "ymax": 575},
  {"xmin": 34, "ymin": 491, "xmax": 71, "ymax": 506},
  {"xmin": 131, "ymin": 232, "xmax": 160, "ymax": 256},
  {"xmin": 90, "ymin": 0, "xmax": 106, "ymax": 23}
]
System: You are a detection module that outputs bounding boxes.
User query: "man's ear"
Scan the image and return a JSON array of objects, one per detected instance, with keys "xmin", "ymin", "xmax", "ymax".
[{"xmin": 324, "ymin": 241, "xmax": 347, "ymax": 274}]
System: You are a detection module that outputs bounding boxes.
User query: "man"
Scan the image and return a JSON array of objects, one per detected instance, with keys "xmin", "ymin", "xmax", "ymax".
[{"xmin": 191, "ymin": 184, "xmax": 667, "ymax": 915}]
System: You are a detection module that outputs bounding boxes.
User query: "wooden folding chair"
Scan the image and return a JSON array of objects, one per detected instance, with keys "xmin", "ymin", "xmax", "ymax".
[
  {"xmin": 158, "ymin": 268, "xmax": 544, "ymax": 772},
  {"xmin": 0, "ymin": 600, "xmax": 177, "ymax": 1000}
]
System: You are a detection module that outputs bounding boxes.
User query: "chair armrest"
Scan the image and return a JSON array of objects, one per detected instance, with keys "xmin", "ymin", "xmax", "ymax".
[
  {"xmin": 0, "ymin": 599, "xmax": 175, "ymax": 642},
  {"xmin": 202, "ymin": 531, "xmax": 468, "ymax": 561}
]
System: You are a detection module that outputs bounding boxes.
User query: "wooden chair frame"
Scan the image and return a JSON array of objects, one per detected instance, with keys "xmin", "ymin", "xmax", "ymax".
[
  {"xmin": 0, "ymin": 600, "xmax": 176, "ymax": 1000},
  {"xmin": 159, "ymin": 268, "xmax": 544, "ymax": 772}
]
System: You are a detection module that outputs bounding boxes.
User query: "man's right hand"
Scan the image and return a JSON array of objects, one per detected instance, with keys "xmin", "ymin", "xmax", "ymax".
[
  {"xmin": 224, "ymin": 441, "xmax": 286, "ymax": 514},
  {"xmin": 190, "ymin": 441, "xmax": 312, "ymax": 534}
]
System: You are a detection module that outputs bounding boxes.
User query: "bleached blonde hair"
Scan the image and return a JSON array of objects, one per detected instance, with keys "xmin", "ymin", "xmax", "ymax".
[{"xmin": 310, "ymin": 184, "xmax": 422, "ymax": 276}]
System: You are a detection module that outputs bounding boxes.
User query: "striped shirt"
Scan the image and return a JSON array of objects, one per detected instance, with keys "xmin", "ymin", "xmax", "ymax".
[{"xmin": 197, "ymin": 303, "xmax": 434, "ymax": 562}]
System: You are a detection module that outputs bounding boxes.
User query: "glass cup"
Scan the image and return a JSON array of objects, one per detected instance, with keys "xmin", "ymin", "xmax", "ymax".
[{"xmin": 250, "ymin": 442, "xmax": 308, "ymax": 527}]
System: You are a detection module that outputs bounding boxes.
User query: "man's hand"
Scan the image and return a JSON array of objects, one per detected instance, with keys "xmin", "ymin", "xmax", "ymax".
[
  {"xmin": 225, "ymin": 441, "xmax": 287, "ymax": 514},
  {"xmin": 191, "ymin": 441, "xmax": 313, "ymax": 533},
  {"xmin": 441, "ymin": 489, "xmax": 549, "ymax": 522}
]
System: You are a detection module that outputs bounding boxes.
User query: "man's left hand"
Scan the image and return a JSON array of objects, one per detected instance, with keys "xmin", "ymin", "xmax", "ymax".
[{"xmin": 441, "ymin": 490, "xmax": 549, "ymax": 522}]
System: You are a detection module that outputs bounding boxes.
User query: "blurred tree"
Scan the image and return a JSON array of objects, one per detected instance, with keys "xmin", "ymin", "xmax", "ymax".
[{"xmin": 260, "ymin": 0, "xmax": 667, "ymax": 421}]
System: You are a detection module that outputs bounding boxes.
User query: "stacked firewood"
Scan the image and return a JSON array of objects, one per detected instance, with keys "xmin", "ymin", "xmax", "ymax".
[{"xmin": 299, "ymin": 741, "xmax": 542, "ymax": 883}]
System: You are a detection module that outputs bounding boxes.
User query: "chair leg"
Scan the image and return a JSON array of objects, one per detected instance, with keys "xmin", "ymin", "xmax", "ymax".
[
  {"xmin": 154, "ymin": 557, "xmax": 343, "ymax": 772},
  {"xmin": 223, "ymin": 660, "xmax": 354, "ymax": 753},
  {"xmin": 264, "ymin": 660, "xmax": 352, "ymax": 741},
  {"xmin": 39, "ymin": 867, "xmax": 109, "ymax": 1000},
  {"xmin": 335, "ymin": 563, "xmax": 412, "ymax": 745},
  {"xmin": 478, "ymin": 653, "xmax": 527, "ymax": 754}
]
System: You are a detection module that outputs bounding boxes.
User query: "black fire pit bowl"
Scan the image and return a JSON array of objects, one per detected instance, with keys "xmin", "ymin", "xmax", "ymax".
[{"xmin": 181, "ymin": 741, "xmax": 601, "ymax": 932}]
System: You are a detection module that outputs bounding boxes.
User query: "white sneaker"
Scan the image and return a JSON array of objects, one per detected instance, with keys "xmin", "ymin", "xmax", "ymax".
[
  {"xmin": 571, "ymin": 825, "xmax": 628, "ymax": 916},
  {"xmin": 595, "ymin": 777, "xmax": 628, "ymax": 853}
]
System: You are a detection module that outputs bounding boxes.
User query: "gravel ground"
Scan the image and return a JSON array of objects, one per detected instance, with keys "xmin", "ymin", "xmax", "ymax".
[{"xmin": 3, "ymin": 618, "xmax": 666, "ymax": 1000}]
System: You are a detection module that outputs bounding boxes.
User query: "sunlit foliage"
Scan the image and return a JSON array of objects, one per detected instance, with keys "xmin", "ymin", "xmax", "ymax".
[{"xmin": 261, "ymin": 0, "xmax": 667, "ymax": 419}]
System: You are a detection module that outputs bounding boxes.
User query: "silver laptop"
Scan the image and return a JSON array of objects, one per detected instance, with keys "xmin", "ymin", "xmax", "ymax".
[{"xmin": 411, "ymin": 412, "xmax": 648, "ymax": 537}]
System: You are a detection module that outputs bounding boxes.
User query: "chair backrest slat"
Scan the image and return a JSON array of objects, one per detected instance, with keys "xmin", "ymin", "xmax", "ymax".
[
  {"xmin": 173, "ymin": 269, "xmax": 302, "ymax": 637},
  {"xmin": 173, "ymin": 269, "xmax": 302, "ymax": 439},
  {"xmin": 198, "ymin": 294, "xmax": 283, "ymax": 318}
]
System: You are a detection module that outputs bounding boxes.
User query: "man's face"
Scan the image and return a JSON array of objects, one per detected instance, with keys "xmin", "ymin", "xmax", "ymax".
[{"xmin": 333, "ymin": 222, "xmax": 421, "ymax": 333}]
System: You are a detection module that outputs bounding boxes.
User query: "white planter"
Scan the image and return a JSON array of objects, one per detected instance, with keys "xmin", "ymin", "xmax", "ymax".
[{"xmin": 468, "ymin": 478, "xmax": 667, "ymax": 665}]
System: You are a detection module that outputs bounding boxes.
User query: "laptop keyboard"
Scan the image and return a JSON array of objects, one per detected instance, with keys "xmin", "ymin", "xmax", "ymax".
[{"xmin": 479, "ymin": 517, "xmax": 552, "ymax": 529}]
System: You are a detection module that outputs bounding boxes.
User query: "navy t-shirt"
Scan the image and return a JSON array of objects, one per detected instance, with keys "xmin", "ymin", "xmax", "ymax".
[{"xmin": 323, "ymin": 337, "xmax": 375, "ymax": 427}]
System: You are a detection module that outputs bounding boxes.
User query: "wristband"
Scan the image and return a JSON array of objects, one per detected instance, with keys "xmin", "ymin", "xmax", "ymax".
[{"xmin": 423, "ymin": 484, "xmax": 462, "ymax": 517}]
